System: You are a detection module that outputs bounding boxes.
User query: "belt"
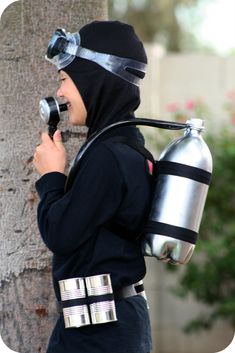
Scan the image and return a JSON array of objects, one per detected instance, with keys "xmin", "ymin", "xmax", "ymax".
[
  {"xmin": 114, "ymin": 281, "xmax": 146, "ymax": 300},
  {"xmin": 57, "ymin": 274, "xmax": 147, "ymax": 329}
]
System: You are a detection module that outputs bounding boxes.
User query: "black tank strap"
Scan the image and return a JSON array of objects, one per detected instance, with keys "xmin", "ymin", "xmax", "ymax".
[{"xmin": 156, "ymin": 160, "xmax": 212, "ymax": 185}]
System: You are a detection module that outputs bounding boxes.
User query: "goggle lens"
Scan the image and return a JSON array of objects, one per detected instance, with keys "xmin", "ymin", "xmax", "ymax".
[{"xmin": 47, "ymin": 29, "xmax": 68, "ymax": 59}]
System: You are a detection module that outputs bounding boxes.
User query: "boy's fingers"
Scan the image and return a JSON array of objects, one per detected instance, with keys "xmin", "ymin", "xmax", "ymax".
[
  {"xmin": 53, "ymin": 130, "xmax": 65, "ymax": 151},
  {"xmin": 41, "ymin": 132, "xmax": 53, "ymax": 145}
]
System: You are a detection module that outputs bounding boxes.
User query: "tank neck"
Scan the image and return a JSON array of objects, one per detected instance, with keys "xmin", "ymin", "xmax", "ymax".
[{"xmin": 185, "ymin": 118, "xmax": 205, "ymax": 136}]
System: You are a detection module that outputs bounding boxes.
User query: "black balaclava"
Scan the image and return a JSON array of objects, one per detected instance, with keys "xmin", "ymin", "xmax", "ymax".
[{"xmin": 63, "ymin": 20, "xmax": 147, "ymax": 138}]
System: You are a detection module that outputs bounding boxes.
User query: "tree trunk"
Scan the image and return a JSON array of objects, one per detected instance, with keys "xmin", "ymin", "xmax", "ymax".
[{"xmin": 0, "ymin": 1, "xmax": 107, "ymax": 352}]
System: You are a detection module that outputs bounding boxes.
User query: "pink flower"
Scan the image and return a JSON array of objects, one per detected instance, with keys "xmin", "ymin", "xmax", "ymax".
[
  {"xmin": 231, "ymin": 114, "xmax": 235, "ymax": 125},
  {"xmin": 166, "ymin": 102, "xmax": 180, "ymax": 113},
  {"xmin": 185, "ymin": 100, "xmax": 196, "ymax": 111},
  {"xmin": 227, "ymin": 91, "xmax": 235, "ymax": 102}
]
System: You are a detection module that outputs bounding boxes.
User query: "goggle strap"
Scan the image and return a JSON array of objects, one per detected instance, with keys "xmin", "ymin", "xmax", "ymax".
[
  {"xmin": 66, "ymin": 42, "xmax": 79, "ymax": 56},
  {"xmin": 76, "ymin": 46, "xmax": 147, "ymax": 86}
]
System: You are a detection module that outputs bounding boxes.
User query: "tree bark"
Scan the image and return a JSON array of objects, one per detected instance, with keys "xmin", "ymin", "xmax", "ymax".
[{"xmin": 0, "ymin": 1, "xmax": 107, "ymax": 352}]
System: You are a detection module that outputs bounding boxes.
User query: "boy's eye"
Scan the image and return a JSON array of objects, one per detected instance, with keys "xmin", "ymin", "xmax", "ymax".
[{"xmin": 58, "ymin": 77, "xmax": 66, "ymax": 82}]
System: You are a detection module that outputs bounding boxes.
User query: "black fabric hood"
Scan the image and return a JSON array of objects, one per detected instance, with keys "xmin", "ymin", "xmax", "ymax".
[
  {"xmin": 64, "ymin": 58, "xmax": 142, "ymax": 137},
  {"xmin": 63, "ymin": 20, "xmax": 147, "ymax": 138}
]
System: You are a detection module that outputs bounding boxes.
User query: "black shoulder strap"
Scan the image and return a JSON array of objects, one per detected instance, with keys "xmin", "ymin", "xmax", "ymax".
[
  {"xmin": 110, "ymin": 135, "xmax": 155, "ymax": 164},
  {"xmin": 105, "ymin": 135, "xmax": 156, "ymax": 241}
]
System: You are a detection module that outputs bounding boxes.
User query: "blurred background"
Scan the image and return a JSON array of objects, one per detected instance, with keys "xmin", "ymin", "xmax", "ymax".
[
  {"xmin": 0, "ymin": 1, "xmax": 234, "ymax": 352},
  {"xmin": 108, "ymin": 1, "xmax": 235, "ymax": 352}
]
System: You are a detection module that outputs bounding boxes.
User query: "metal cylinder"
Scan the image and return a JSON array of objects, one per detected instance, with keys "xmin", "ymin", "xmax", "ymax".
[
  {"xmin": 85, "ymin": 274, "xmax": 117, "ymax": 325},
  {"xmin": 59, "ymin": 277, "xmax": 90, "ymax": 328},
  {"xmin": 89, "ymin": 301, "xmax": 117, "ymax": 325},
  {"xmin": 39, "ymin": 96, "xmax": 67, "ymax": 124},
  {"xmin": 143, "ymin": 118, "xmax": 213, "ymax": 264},
  {"xmin": 39, "ymin": 96, "xmax": 68, "ymax": 138},
  {"xmin": 62, "ymin": 304, "xmax": 90, "ymax": 329}
]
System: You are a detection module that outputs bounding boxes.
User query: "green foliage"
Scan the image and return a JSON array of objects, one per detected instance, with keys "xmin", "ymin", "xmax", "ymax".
[{"xmin": 173, "ymin": 130, "xmax": 235, "ymax": 332}]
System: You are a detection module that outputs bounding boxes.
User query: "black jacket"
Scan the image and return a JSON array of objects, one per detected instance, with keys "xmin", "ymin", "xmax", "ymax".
[{"xmin": 36, "ymin": 127, "xmax": 153, "ymax": 353}]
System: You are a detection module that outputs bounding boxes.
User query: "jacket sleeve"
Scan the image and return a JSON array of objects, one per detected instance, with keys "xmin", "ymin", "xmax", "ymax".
[{"xmin": 35, "ymin": 143, "xmax": 124, "ymax": 255}]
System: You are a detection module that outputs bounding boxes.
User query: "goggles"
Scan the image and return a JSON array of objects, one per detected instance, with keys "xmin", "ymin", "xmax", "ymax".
[{"xmin": 46, "ymin": 28, "xmax": 147, "ymax": 86}]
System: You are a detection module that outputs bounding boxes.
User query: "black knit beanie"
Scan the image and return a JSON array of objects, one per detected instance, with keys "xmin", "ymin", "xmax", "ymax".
[{"xmin": 63, "ymin": 20, "xmax": 147, "ymax": 137}]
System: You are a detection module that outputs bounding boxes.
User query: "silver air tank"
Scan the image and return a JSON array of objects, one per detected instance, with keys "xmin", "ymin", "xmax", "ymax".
[{"xmin": 143, "ymin": 118, "xmax": 213, "ymax": 265}]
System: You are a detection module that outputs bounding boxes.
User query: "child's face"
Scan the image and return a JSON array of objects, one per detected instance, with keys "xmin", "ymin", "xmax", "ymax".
[{"xmin": 57, "ymin": 70, "xmax": 87, "ymax": 126}]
